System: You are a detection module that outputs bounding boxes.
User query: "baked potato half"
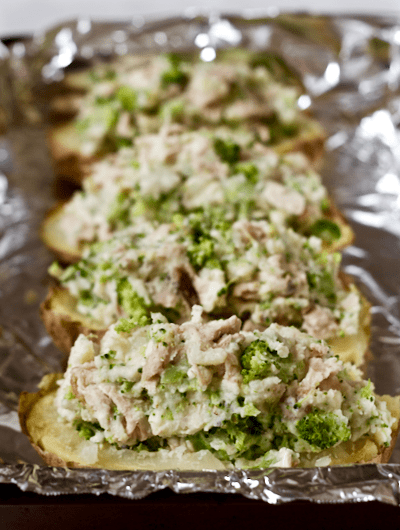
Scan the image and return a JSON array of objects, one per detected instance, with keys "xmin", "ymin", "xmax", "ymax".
[{"xmin": 19, "ymin": 366, "xmax": 400, "ymax": 470}]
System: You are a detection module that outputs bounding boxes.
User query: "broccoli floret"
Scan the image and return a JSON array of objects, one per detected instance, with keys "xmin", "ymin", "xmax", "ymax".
[
  {"xmin": 116, "ymin": 278, "xmax": 150, "ymax": 326},
  {"xmin": 297, "ymin": 410, "xmax": 351, "ymax": 450},
  {"xmin": 188, "ymin": 416, "xmax": 269, "ymax": 462},
  {"xmin": 115, "ymin": 85, "xmax": 137, "ymax": 112},
  {"xmin": 78, "ymin": 289, "xmax": 106, "ymax": 308},
  {"xmin": 161, "ymin": 365, "xmax": 187, "ymax": 385},
  {"xmin": 306, "ymin": 269, "xmax": 337, "ymax": 305},
  {"xmin": 233, "ymin": 162, "xmax": 259, "ymax": 184},
  {"xmin": 187, "ymin": 236, "xmax": 216, "ymax": 270},
  {"xmin": 241, "ymin": 340, "xmax": 274, "ymax": 383},
  {"xmin": 119, "ymin": 380, "xmax": 135, "ymax": 394},
  {"xmin": 185, "ymin": 214, "xmax": 220, "ymax": 270},
  {"xmin": 107, "ymin": 190, "xmax": 135, "ymax": 229},
  {"xmin": 309, "ymin": 219, "xmax": 341, "ymax": 243},
  {"xmin": 161, "ymin": 54, "xmax": 189, "ymax": 89},
  {"xmin": 240, "ymin": 340, "xmax": 294, "ymax": 384},
  {"xmin": 161, "ymin": 68, "xmax": 189, "ymax": 88},
  {"xmin": 360, "ymin": 379, "xmax": 374, "ymax": 400},
  {"xmin": 76, "ymin": 104, "xmax": 119, "ymax": 134},
  {"xmin": 73, "ymin": 419, "xmax": 104, "ymax": 440},
  {"xmin": 213, "ymin": 137, "xmax": 241, "ymax": 164},
  {"xmin": 60, "ymin": 260, "xmax": 93, "ymax": 283}
]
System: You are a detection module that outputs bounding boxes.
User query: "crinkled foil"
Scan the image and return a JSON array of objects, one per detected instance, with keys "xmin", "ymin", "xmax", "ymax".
[{"xmin": 1, "ymin": 12, "xmax": 400, "ymax": 504}]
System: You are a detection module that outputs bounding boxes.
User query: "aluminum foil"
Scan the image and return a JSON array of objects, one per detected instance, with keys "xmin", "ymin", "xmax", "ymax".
[{"xmin": 1, "ymin": 12, "xmax": 400, "ymax": 504}]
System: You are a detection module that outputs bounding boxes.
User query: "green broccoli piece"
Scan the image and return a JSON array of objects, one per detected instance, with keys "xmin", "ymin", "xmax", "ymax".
[
  {"xmin": 360, "ymin": 379, "xmax": 374, "ymax": 400},
  {"xmin": 78, "ymin": 289, "xmax": 106, "ymax": 308},
  {"xmin": 213, "ymin": 137, "xmax": 241, "ymax": 164},
  {"xmin": 160, "ymin": 53, "xmax": 189, "ymax": 88},
  {"xmin": 107, "ymin": 190, "xmax": 135, "ymax": 229},
  {"xmin": 73, "ymin": 419, "xmax": 104, "ymax": 440},
  {"xmin": 309, "ymin": 219, "xmax": 341, "ymax": 243},
  {"xmin": 60, "ymin": 261, "xmax": 92, "ymax": 283},
  {"xmin": 297, "ymin": 410, "xmax": 351, "ymax": 450},
  {"xmin": 240, "ymin": 340, "xmax": 297, "ymax": 384},
  {"xmin": 233, "ymin": 162, "xmax": 259, "ymax": 184},
  {"xmin": 306, "ymin": 269, "xmax": 337, "ymax": 305},
  {"xmin": 116, "ymin": 85, "xmax": 137, "ymax": 112},
  {"xmin": 118, "ymin": 379, "xmax": 135, "ymax": 394},
  {"xmin": 76, "ymin": 104, "xmax": 119, "ymax": 134},
  {"xmin": 187, "ymin": 236, "xmax": 217, "ymax": 270},
  {"xmin": 240, "ymin": 340, "xmax": 278, "ymax": 384},
  {"xmin": 161, "ymin": 68, "xmax": 189, "ymax": 88},
  {"xmin": 185, "ymin": 214, "xmax": 222, "ymax": 270},
  {"xmin": 116, "ymin": 278, "xmax": 150, "ymax": 326},
  {"xmin": 161, "ymin": 365, "xmax": 187, "ymax": 385}
]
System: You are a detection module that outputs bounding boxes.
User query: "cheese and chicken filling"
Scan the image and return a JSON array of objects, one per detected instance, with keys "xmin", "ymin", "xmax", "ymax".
[
  {"xmin": 72, "ymin": 51, "xmax": 312, "ymax": 158},
  {"xmin": 57, "ymin": 129, "xmax": 338, "ymax": 252},
  {"xmin": 51, "ymin": 214, "xmax": 360, "ymax": 342},
  {"xmin": 55, "ymin": 308, "xmax": 394, "ymax": 469}
]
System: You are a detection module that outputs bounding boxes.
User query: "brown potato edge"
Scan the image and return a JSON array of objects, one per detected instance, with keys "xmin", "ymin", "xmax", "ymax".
[{"xmin": 40, "ymin": 287, "xmax": 106, "ymax": 356}]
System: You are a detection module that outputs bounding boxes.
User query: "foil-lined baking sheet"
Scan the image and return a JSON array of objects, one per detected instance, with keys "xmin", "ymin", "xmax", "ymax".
[{"xmin": 1, "ymin": 12, "xmax": 400, "ymax": 504}]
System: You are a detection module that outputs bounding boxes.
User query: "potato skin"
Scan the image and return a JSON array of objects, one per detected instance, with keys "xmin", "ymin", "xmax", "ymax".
[
  {"xmin": 40, "ymin": 203, "xmax": 82, "ymax": 264},
  {"xmin": 40, "ymin": 287, "xmax": 105, "ymax": 356},
  {"xmin": 48, "ymin": 123, "xmax": 96, "ymax": 185}
]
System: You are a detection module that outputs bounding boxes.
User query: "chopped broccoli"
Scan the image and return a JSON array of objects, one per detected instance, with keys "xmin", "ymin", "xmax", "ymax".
[
  {"xmin": 185, "ymin": 213, "xmax": 222, "ymax": 270},
  {"xmin": 188, "ymin": 416, "xmax": 269, "ymax": 462},
  {"xmin": 233, "ymin": 162, "xmax": 259, "ymax": 184},
  {"xmin": 213, "ymin": 137, "xmax": 241, "ymax": 164},
  {"xmin": 161, "ymin": 365, "xmax": 187, "ymax": 385},
  {"xmin": 107, "ymin": 190, "xmax": 135, "ymax": 229},
  {"xmin": 78, "ymin": 289, "xmax": 106, "ymax": 308},
  {"xmin": 119, "ymin": 380, "xmax": 135, "ymax": 394},
  {"xmin": 60, "ymin": 260, "xmax": 93, "ymax": 283},
  {"xmin": 250, "ymin": 52, "xmax": 299, "ymax": 85},
  {"xmin": 160, "ymin": 99, "xmax": 185, "ymax": 122},
  {"xmin": 306, "ymin": 269, "xmax": 337, "ymax": 305},
  {"xmin": 309, "ymin": 219, "xmax": 341, "ymax": 243},
  {"xmin": 187, "ymin": 236, "xmax": 217, "ymax": 270},
  {"xmin": 320, "ymin": 197, "xmax": 331, "ymax": 213},
  {"xmin": 360, "ymin": 379, "xmax": 374, "ymax": 400},
  {"xmin": 65, "ymin": 387, "xmax": 76, "ymax": 400},
  {"xmin": 240, "ymin": 340, "xmax": 294, "ymax": 384},
  {"xmin": 73, "ymin": 419, "xmax": 104, "ymax": 440},
  {"xmin": 161, "ymin": 54, "xmax": 189, "ymax": 89},
  {"xmin": 161, "ymin": 68, "xmax": 189, "ymax": 88},
  {"xmin": 115, "ymin": 85, "xmax": 137, "ymax": 112},
  {"xmin": 116, "ymin": 278, "xmax": 151, "ymax": 326},
  {"xmin": 76, "ymin": 104, "xmax": 119, "ymax": 134},
  {"xmin": 297, "ymin": 410, "xmax": 351, "ymax": 450},
  {"xmin": 101, "ymin": 350, "xmax": 116, "ymax": 360}
]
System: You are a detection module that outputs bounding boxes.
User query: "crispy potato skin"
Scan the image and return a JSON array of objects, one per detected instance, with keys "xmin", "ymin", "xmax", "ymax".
[
  {"xmin": 40, "ymin": 203, "xmax": 81, "ymax": 264},
  {"xmin": 48, "ymin": 123, "xmax": 96, "ymax": 185},
  {"xmin": 40, "ymin": 287, "xmax": 105, "ymax": 356},
  {"xmin": 19, "ymin": 374, "xmax": 400, "ymax": 470}
]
